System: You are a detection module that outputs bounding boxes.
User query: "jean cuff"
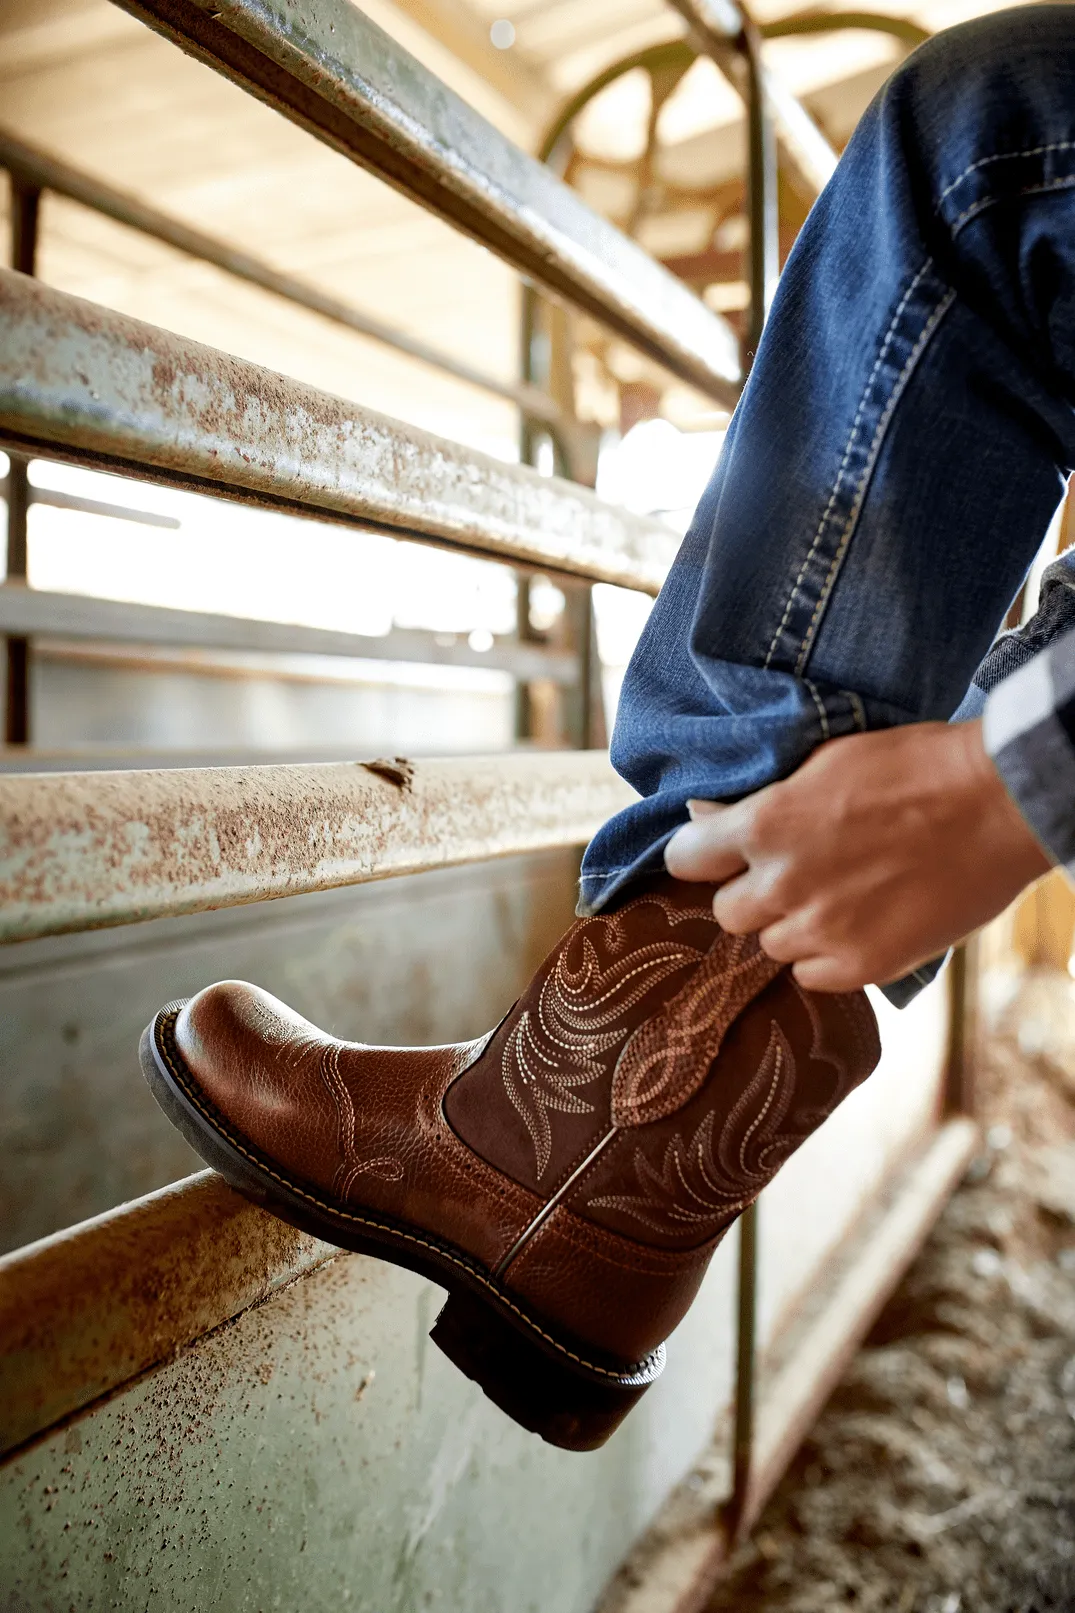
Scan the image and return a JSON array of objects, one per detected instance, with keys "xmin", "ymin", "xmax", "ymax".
[
  {"xmin": 576, "ymin": 837, "xmax": 676, "ymax": 917},
  {"xmin": 580, "ymin": 855, "xmax": 945, "ymax": 1009},
  {"xmin": 878, "ymin": 954, "xmax": 947, "ymax": 1007}
]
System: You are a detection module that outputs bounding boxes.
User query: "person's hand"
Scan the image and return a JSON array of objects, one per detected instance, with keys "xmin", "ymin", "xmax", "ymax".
[{"xmin": 664, "ymin": 719, "xmax": 1051, "ymax": 991}]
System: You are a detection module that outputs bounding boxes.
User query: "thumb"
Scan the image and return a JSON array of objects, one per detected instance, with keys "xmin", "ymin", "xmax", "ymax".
[{"xmin": 665, "ymin": 813, "xmax": 748, "ymax": 883}]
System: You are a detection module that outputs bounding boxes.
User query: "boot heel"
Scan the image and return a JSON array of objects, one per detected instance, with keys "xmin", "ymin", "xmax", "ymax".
[{"xmin": 429, "ymin": 1288, "xmax": 664, "ymax": 1452}]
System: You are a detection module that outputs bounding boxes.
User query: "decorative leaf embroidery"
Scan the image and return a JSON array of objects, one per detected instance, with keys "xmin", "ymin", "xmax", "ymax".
[
  {"xmin": 610, "ymin": 931, "xmax": 784, "ymax": 1128},
  {"xmin": 786, "ymin": 976, "xmax": 858, "ymax": 1127},
  {"xmin": 502, "ymin": 903, "xmax": 705, "ymax": 1178},
  {"xmin": 590, "ymin": 1022, "xmax": 809, "ymax": 1236}
]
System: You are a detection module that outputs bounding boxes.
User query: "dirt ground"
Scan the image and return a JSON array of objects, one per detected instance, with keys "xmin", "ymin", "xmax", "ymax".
[{"xmin": 706, "ymin": 971, "xmax": 1075, "ymax": 1613}]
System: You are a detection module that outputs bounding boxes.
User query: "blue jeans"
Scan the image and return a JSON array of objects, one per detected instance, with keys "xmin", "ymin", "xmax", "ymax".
[{"xmin": 581, "ymin": 4, "xmax": 1075, "ymax": 1002}]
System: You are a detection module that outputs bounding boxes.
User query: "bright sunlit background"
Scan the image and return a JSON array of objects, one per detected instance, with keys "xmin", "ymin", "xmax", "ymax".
[
  {"xmin": 0, "ymin": 418, "xmax": 726, "ymax": 749},
  {"xmin": 1, "ymin": 0, "xmax": 1025, "ymax": 760}
]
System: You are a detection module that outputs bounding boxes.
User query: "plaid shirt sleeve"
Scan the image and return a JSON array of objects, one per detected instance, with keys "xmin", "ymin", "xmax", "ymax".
[{"xmin": 983, "ymin": 625, "xmax": 1075, "ymax": 873}]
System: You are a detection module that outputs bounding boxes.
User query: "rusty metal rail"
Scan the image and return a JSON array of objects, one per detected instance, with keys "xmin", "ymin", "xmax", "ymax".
[
  {"xmin": 0, "ymin": 273, "xmax": 677, "ymax": 594},
  {"xmin": 0, "ymin": 1170, "xmax": 340, "ymax": 1459},
  {"xmin": 0, "ymin": 749, "xmax": 635, "ymax": 943},
  {"xmin": 114, "ymin": 0, "xmax": 741, "ymax": 406},
  {"xmin": 0, "ymin": 128, "xmax": 563, "ymax": 429}
]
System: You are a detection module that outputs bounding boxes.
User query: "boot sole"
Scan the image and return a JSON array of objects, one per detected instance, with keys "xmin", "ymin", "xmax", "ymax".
[{"xmin": 139, "ymin": 1004, "xmax": 663, "ymax": 1451}]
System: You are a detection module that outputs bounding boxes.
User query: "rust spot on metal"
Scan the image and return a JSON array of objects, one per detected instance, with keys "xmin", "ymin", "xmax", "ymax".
[
  {"xmin": 362, "ymin": 757, "xmax": 414, "ymax": 791},
  {"xmin": 150, "ymin": 355, "xmax": 176, "ymax": 395}
]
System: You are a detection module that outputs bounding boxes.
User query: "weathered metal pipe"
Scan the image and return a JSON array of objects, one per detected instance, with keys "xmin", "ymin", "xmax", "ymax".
[
  {"xmin": 0, "ymin": 749, "xmax": 636, "ymax": 943},
  {"xmin": 0, "ymin": 273, "xmax": 677, "ymax": 593},
  {"xmin": 0, "ymin": 1170, "xmax": 340, "ymax": 1458},
  {"xmin": 0, "ymin": 127, "xmax": 564, "ymax": 428},
  {"xmin": 0, "ymin": 475, "xmax": 181, "ymax": 530},
  {"xmin": 112, "ymin": 0, "xmax": 741, "ymax": 406},
  {"xmin": 5, "ymin": 175, "xmax": 38, "ymax": 749}
]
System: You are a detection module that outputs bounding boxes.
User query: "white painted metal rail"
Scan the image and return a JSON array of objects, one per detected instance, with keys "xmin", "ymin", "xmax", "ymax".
[{"xmin": 0, "ymin": 585, "xmax": 580, "ymax": 683}]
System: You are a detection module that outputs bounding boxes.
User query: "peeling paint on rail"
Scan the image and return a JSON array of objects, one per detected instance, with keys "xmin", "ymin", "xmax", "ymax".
[
  {"xmin": 0, "ymin": 750, "xmax": 636, "ymax": 943},
  {"xmin": 0, "ymin": 273, "xmax": 678, "ymax": 594}
]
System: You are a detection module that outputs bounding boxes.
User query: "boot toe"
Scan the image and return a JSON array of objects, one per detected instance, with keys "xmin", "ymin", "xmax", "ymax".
[{"xmin": 173, "ymin": 981, "xmax": 336, "ymax": 1176}]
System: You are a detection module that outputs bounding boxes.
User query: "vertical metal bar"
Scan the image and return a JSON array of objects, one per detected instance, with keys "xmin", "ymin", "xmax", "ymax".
[
  {"xmin": 742, "ymin": 18, "xmax": 779, "ymax": 360},
  {"xmin": 730, "ymin": 1195, "xmax": 758, "ymax": 1527},
  {"xmin": 725, "ymin": 6, "xmax": 779, "ymax": 1545},
  {"xmin": 4, "ymin": 175, "xmax": 39, "ymax": 747},
  {"xmin": 584, "ymin": 590, "xmax": 609, "ymax": 750},
  {"xmin": 517, "ymin": 281, "xmax": 607, "ymax": 750},
  {"xmin": 561, "ymin": 582, "xmax": 608, "ymax": 750},
  {"xmin": 546, "ymin": 300, "xmax": 590, "ymax": 751},
  {"xmin": 514, "ymin": 573, "xmax": 537, "ymax": 743},
  {"xmin": 10, "ymin": 175, "xmax": 39, "ymax": 275},
  {"xmin": 563, "ymin": 586, "xmax": 590, "ymax": 750},
  {"xmin": 943, "ymin": 938, "xmax": 979, "ymax": 1120},
  {"xmin": 516, "ymin": 282, "xmax": 543, "ymax": 744},
  {"xmin": 4, "ymin": 461, "xmax": 30, "ymax": 747}
]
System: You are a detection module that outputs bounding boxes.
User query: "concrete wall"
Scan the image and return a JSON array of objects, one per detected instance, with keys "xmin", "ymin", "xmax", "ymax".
[
  {"xmin": 0, "ymin": 840, "xmax": 752, "ymax": 1613},
  {"xmin": 757, "ymin": 981, "xmax": 950, "ymax": 1351},
  {"xmin": 0, "ymin": 1235, "xmax": 742, "ymax": 1613}
]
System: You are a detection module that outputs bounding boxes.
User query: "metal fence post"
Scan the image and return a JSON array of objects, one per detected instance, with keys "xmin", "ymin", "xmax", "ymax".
[
  {"xmin": 724, "ymin": 4, "xmax": 778, "ymax": 1546},
  {"xmin": 944, "ymin": 939, "xmax": 980, "ymax": 1120},
  {"xmin": 4, "ymin": 174, "xmax": 38, "ymax": 747}
]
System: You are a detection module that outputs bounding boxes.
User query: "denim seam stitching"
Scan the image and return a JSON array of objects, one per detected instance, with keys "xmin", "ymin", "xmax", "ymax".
[
  {"xmin": 949, "ymin": 173, "xmax": 1075, "ymax": 237},
  {"xmin": 763, "ymin": 259, "xmax": 934, "ymax": 673},
  {"xmin": 848, "ymin": 691, "xmax": 867, "ymax": 732},
  {"xmin": 803, "ymin": 678, "xmax": 831, "ymax": 741},
  {"xmin": 583, "ymin": 866, "xmax": 657, "ymax": 878},
  {"xmin": 935, "ymin": 139, "xmax": 1075, "ymax": 208},
  {"xmin": 794, "ymin": 284, "xmax": 957, "ymax": 675}
]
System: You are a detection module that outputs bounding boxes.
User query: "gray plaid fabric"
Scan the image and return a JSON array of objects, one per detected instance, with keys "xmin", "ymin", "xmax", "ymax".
[
  {"xmin": 984, "ymin": 626, "xmax": 1075, "ymax": 872},
  {"xmin": 973, "ymin": 553, "xmax": 1075, "ymax": 700}
]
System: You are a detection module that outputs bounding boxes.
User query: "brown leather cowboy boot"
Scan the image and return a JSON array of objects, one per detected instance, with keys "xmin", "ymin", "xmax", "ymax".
[{"xmin": 140, "ymin": 874, "xmax": 880, "ymax": 1450}]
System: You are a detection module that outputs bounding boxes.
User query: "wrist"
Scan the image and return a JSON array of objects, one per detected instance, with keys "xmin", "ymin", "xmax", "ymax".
[{"xmin": 960, "ymin": 718, "xmax": 1051, "ymax": 883}]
